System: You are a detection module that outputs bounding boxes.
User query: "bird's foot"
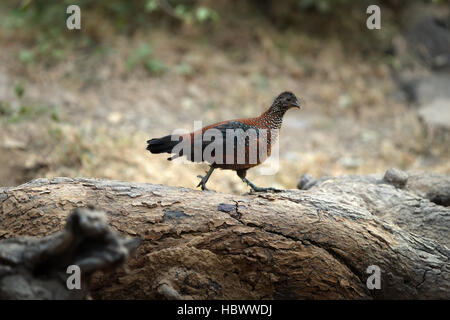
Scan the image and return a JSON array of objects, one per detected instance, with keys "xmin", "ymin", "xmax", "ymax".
[
  {"xmin": 196, "ymin": 175, "xmax": 210, "ymax": 191},
  {"xmin": 249, "ymin": 186, "xmax": 283, "ymax": 193},
  {"xmin": 243, "ymin": 178, "xmax": 283, "ymax": 193}
]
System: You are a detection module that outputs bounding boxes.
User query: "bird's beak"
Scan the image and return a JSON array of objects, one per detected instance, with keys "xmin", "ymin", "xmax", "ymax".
[{"xmin": 291, "ymin": 100, "xmax": 301, "ymax": 109}]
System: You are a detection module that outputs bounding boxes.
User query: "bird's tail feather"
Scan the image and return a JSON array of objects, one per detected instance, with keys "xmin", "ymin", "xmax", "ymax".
[{"xmin": 146, "ymin": 135, "xmax": 180, "ymax": 155}]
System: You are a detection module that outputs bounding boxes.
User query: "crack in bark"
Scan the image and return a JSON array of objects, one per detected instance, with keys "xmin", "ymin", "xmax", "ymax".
[
  {"xmin": 306, "ymin": 239, "xmax": 366, "ymax": 287},
  {"xmin": 416, "ymin": 269, "xmax": 428, "ymax": 289}
]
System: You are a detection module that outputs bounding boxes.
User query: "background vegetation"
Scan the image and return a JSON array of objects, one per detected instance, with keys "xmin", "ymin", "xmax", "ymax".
[{"xmin": 0, "ymin": 0, "xmax": 448, "ymax": 192}]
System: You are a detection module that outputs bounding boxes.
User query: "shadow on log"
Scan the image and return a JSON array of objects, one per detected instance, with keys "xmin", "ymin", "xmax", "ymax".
[{"xmin": 0, "ymin": 170, "xmax": 448, "ymax": 299}]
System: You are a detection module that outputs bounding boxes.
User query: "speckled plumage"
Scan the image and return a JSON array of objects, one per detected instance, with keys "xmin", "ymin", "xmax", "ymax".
[{"xmin": 147, "ymin": 91, "xmax": 301, "ymax": 191}]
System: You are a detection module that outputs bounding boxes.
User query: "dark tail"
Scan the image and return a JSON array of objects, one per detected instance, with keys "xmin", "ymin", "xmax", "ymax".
[{"xmin": 146, "ymin": 135, "xmax": 180, "ymax": 155}]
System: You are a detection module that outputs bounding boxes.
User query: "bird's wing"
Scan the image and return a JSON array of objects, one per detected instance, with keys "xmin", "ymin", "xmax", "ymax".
[
  {"xmin": 198, "ymin": 120, "xmax": 265, "ymax": 164},
  {"xmin": 202, "ymin": 119, "xmax": 259, "ymax": 144},
  {"xmin": 170, "ymin": 119, "xmax": 267, "ymax": 164}
]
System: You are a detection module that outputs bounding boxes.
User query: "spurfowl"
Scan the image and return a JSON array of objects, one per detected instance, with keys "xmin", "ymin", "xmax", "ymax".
[{"xmin": 147, "ymin": 91, "xmax": 301, "ymax": 191}]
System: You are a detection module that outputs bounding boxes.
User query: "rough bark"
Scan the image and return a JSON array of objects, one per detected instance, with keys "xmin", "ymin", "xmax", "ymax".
[
  {"xmin": 0, "ymin": 171, "xmax": 449, "ymax": 299},
  {"xmin": 0, "ymin": 208, "xmax": 140, "ymax": 299}
]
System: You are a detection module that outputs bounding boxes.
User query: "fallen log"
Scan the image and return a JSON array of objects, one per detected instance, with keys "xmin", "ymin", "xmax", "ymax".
[
  {"xmin": 0, "ymin": 207, "xmax": 140, "ymax": 299},
  {"xmin": 0, "ymin": 170, "xmax": 448, "ymax": 299}
]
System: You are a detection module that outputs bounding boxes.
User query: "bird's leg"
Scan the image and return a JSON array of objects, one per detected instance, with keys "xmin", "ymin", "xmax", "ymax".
[
  {"xmin": 197, "ymin": 166, "xmax": 215, "ymax": 191},
  {"xmin": 241, "ymin": 177, "xmax": 283, "ymax": 193}
]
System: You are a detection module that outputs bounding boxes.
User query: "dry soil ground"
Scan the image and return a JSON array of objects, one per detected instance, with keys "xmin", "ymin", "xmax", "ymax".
[{"xmin": 0, "ymin": 26, "xmax": 448, "ymax": 193}]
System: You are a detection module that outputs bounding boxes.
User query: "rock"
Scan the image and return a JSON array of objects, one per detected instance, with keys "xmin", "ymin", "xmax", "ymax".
[
  {"xmin": 383, "ymin": 168, "xmax": 409, "ymax": 187},
  {"xmin": 297, "ymin": 174, "xmax": 332, "ymax": 190},
  {"xmin": 391, "ymin": 7, "xmax": 450, "ymax": 107},
  {"xmin": 405, "ymin": 16, "xmax": 450, "ymax": 70},
  {"xmin": 418, "ymin": 98, "xmax": 450, "ymax": 143},
  {"xmin": 414, "ymin": 74, "xmax": 450, "ymax": 106},
  {"xmin": 297, "ymin": 173, "xmax": 316, "ymax": 190}
]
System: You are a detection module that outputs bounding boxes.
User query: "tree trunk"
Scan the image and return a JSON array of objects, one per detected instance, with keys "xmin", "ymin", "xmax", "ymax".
[{"xmin": 0, "ymin": 171, "xmax": 449, "ymax": 299}]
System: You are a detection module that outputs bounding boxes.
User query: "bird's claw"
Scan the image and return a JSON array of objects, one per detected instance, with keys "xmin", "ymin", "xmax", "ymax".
[
  {"xmin": 250, "ymin": 186, "xmax": 283, "ymax": 193},
  {"xmin": 243, "ymin": 178, "xmax": 283, "ymax": 193}
]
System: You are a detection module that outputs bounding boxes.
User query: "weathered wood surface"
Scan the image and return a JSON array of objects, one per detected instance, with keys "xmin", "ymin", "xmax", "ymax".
[
  {"xmin": 0, "ymin": 208, "xmax": 140, "ymax": 299},
  {"xmin": 0, "ymin": 171, "xmax": 448, "ymax": 299}
]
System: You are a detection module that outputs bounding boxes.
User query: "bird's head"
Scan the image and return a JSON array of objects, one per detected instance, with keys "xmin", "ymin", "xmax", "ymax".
[{"xmin": 268, "ymin": 91, "xmax": 301, "ymax": 114}]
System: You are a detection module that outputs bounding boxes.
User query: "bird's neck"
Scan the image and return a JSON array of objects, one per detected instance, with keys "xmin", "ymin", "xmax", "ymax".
[{"xmin": 259, "ymin": 109, "xmax": 286, "ymax": 130}]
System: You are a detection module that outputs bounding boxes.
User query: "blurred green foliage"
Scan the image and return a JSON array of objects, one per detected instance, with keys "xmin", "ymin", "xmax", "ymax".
[
  {"xmin": 126, "ymin": 44, "xmax": 153, "ymax": 70},
  {"xmin": 4, "ymin": 0, "xmax": 419, "ymax": 37},
  {"xmin": 297, "ymin": 0, "xmax": 352, "ymax": 13},
  {"xmin": 1, "ymin": 0, "xmax": 221, "ymax": 64},
  {"xmin": 0, "ymin": 0, "xmax": 444, "ymax": 67},
  {"xmin": 14, "ymin": 83, "xmax": 25, "ymax": 98},
  {"xmin": 9, "ymin": 0, "xmax": 219, "ymax": 31},
  {"xmin": 0, "ymin": 83, "xmax": 60, "ymax": 123},
  {"xmin": 173, "ymin": 62, "xmax": 194, "ymax": 76},
  {"xmin": 4, "ymin": 0, "xmax": 443, "ymax": 36},
  {"xmin": 126, "ymin": 44, "xmax": 167, "ymax": 76},
  {"xmin": 145, "ymin": 0, "xmax": 218, "ymax": 23},
  {"xmin": 1, "ymin": 103, "xmax": 60, "ymax": 124}
]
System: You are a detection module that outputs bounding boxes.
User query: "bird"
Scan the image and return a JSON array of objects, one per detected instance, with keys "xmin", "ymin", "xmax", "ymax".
[{"xmin": 147, "ymin": 91, "xmax": 301, "ymax": 192}]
